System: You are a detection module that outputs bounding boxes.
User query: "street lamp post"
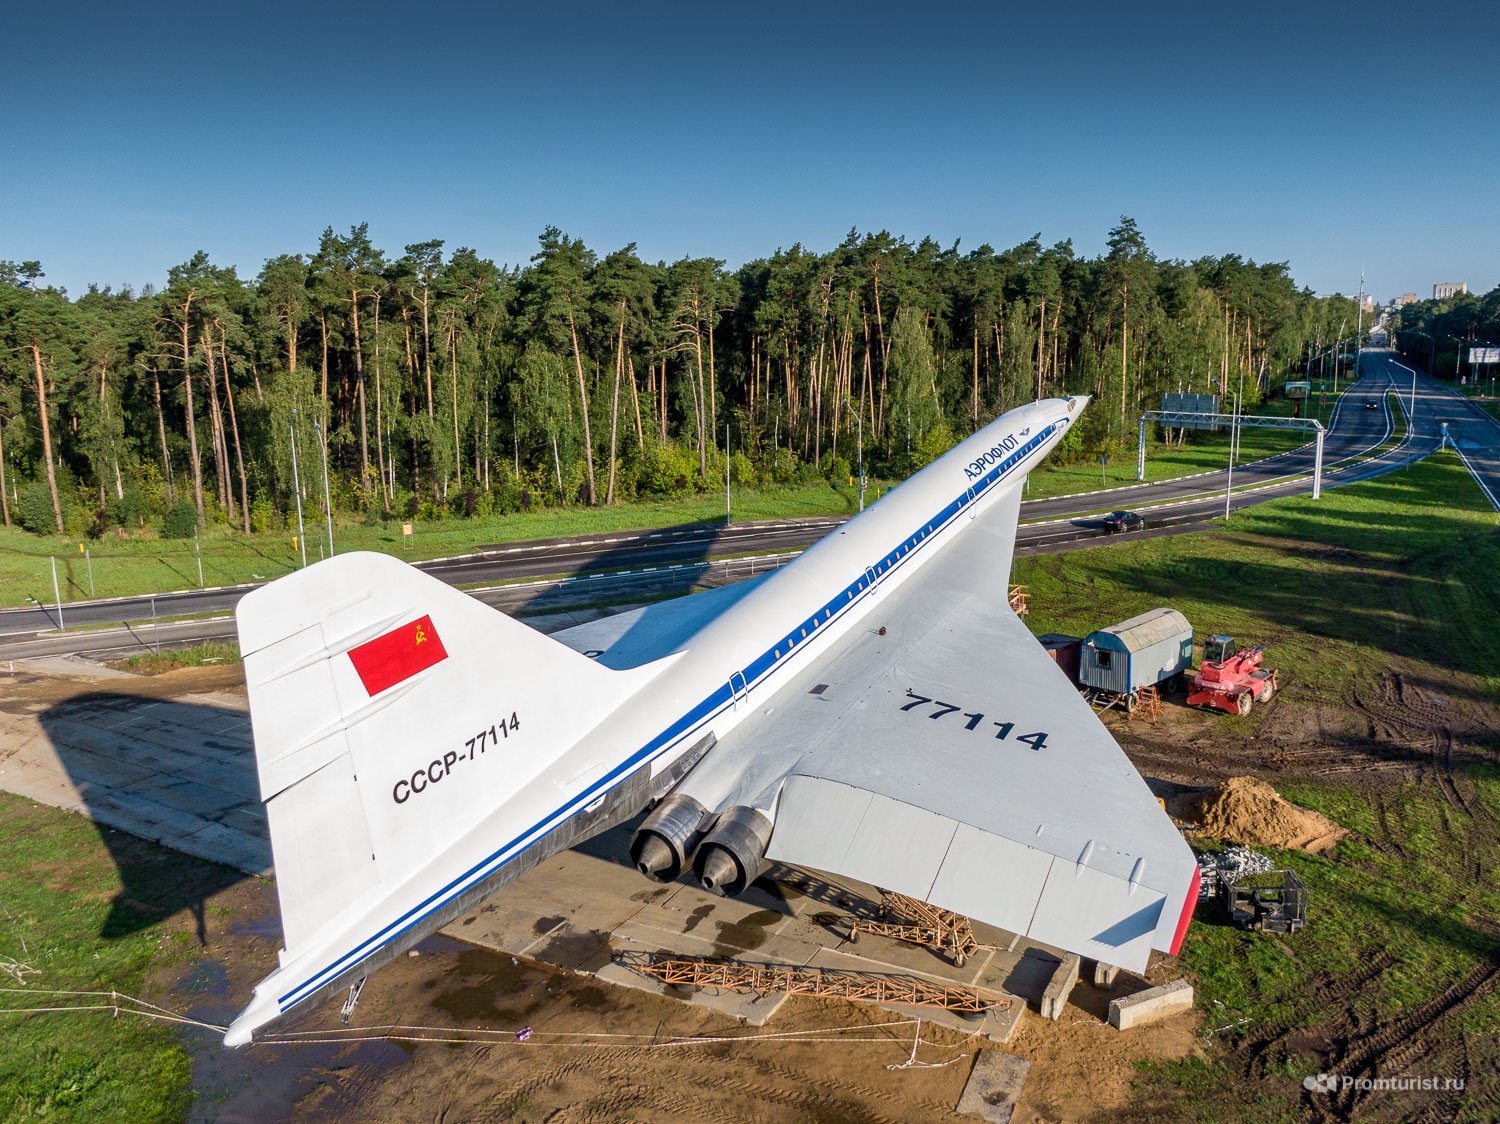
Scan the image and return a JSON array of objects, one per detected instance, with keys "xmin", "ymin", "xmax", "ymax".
[
  {"xmin": 1223, "ymin": 391, "xmax": 1240, "ymax": 521},
  {"xmin": 313, "ymin": 419, "xmax": 334, "ymax": 558},
  {"xmin": 1354, "ymin": 272, "xmax": 1365, "ymax": 380},
  {"xmin": 289, "ymin": 411, "xmax": 307, "ymax": 568},
  {"xmin": 844, "ymin": 399, "xmax": 867, "ymax": 513}
]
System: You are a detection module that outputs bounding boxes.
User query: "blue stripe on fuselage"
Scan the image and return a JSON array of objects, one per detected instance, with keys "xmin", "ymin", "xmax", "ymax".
[{"xmin": 277, "ymin": 421, "xmax": 1058, "ymax": 1010}]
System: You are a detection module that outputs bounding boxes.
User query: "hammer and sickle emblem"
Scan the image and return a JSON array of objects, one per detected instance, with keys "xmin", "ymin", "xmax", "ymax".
[{"xmin": 414, "ymin": 625, "xmax": 428, "ymax": 645}]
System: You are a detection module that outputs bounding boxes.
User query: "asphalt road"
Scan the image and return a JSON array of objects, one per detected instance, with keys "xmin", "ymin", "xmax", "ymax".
[
  {"xmin": 0, "ymin": 520, "xmax": 842, "ymax": 639},
  {"xmin": 1389, "ymin": 355, "xmax": 1500, "ymax": 511},
  {"xmin": 0, "ymin": 360, "xmax": 1467, "ymax": 661}
]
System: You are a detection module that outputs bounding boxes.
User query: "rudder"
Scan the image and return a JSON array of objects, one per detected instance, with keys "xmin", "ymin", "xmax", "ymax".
[{"xmin": 237, "ymin": 551, "xmax": 654, "ymax": 955}]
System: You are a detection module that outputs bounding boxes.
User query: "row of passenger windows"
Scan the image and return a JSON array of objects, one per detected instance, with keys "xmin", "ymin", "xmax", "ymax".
[{"xmin": 759, "ymin": 448, "xmax": 1036, "ymax": 664}]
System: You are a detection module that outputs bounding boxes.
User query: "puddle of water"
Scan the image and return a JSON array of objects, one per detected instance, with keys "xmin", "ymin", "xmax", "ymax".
[
  {"xmin": 173, "ymin": 958, "xmax": 230, "ymax": 1002},
  {"xmin": 187, "ymin": 1029, "xmax": 410, "ymax": 1124},
  {"xmin": 429, "ymin": 946, "xmax": 536, "ymax": 1022},
  {"xmin": 711, "ymin": 909, "xmax": 781, "ymax": 955},
  {"xmin": 230, "ymin": 912, "xmax": 283, "ymax": 944},
  {"xmin": 682, "ymin": 904, "xmax": 714, "ymax": 933},
  {"xmin": 530, "ymin": 927, "xmax": 613, "ymax": 972}
]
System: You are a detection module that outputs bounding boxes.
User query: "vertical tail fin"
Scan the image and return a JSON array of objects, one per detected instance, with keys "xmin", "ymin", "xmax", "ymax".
[{"xmin": 237, "ymin": 552, "xmax": 651, "ymax": 956}]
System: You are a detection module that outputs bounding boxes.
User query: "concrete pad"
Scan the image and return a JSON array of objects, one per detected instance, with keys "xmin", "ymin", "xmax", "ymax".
[
  {"xmin": 0, "ymin": 676, "xmax": 267, "ymax": 877},
  {"xmin": 138, "ymin": 777, "xmax": 252, "ymax": 818},
  {"xmin": 808, "ymin": 946, "xmax": 1023, "ymax": 1042},
  {"xmin": 177, "ymin": 821, "xmax": 273, "ymax": 875},
  {"xmin": 1109, "ymin": 979, "xmax": 1194, "ymax": 1030},
  {"xmin": 12, "ymin": 655, "xmax": 135, "ymax": 679},
  {"xmin": 85, "ymin": 786, "xmax": 222, "ymax": 839},
  {"xmin": 32, "ymin": 745, "xmax": 159, "ymax": 789},
  {"xmin": 956, "ymin": 1049, "xmax": 1031, "ymax": 1123},
  {"xmin": 1040, "ymin": 953, "xmax": 1079, "ymax": 1020},
  {"xmin": 440, "ymin": 828, "xmax": 1034, "ymax": 1041},
  {"xmin": 1092, "ymin": 960, "xmax": 1121, "ymax": 988}
]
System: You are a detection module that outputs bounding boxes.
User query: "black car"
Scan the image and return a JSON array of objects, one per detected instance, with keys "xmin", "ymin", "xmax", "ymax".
[
  {"xmin": 1364, "ymin": 400, "xmax": 1379, "ymax": 410},
  {"xmin": 1102, "ymin": 510, "xmax": 1145, "ymax": 534}
]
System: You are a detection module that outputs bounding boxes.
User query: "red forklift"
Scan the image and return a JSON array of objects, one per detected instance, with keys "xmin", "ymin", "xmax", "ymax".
[{"xmin": 1187, "ymin": 635, "xmax": 1278, "ymax": 715}]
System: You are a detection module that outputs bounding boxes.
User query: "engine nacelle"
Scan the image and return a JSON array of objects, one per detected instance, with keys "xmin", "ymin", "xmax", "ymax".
[
  {"xmin": 630, "ymin": 793, "xmax": 710, "ymax": 881},
  {"xmin": 692, "ymin": 805, "xmax": 774, "ymax": 896}
]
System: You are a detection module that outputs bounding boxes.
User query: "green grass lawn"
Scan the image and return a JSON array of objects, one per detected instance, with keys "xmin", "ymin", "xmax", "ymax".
[
  {"xmin": 1125, "ymin": 763, "xmax": 1500, "ymax": 1122},
  {"xmin": 0, "ymin": 479, "xmax": 876, "ymax": 609},
  {"xmin": 1017, "ymin": 450, "xmax": 1500, "ymax": 703},
  {"xmin": 1016, "ymin": 452, "xmax": 1500, "ymax": 1121},
  {"xmin": 112, "ymin": 642, "xmax": 240, "ymax": 675},
  {"xmin": 0, "ymin": 793, "xmax": 200, "ymax": 1121},
  {"xmin": 0, "ymin": 447, "xmax": 1494, "ymax": 1119},
  {"xmin": 1, "ymin": 399, "xmax": 1337, "ymax": 610}
]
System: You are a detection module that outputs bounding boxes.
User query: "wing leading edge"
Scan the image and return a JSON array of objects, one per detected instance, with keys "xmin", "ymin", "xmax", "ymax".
[{"xmin": 744, "ymin": 482, "xmax": 1197, "ymax": 971}]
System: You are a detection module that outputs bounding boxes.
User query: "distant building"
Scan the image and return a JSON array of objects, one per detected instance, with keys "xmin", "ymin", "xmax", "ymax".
[
  {"xmin": 1359, "ymin": 294, "xmax": 1375, "ymax": 312},
  {"xmin": 1394, "ymin": 292, "xmax": 1418, "ymax": 308},
  {"xmin": 1434, "ymin": 282, "xmax": 1468, "ymax": 299}
]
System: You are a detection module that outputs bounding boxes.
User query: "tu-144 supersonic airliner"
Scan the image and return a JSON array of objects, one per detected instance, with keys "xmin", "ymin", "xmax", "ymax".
[{"xmin": 224, "ymin": 395, "xmax": 1198, "ymax": 1046}]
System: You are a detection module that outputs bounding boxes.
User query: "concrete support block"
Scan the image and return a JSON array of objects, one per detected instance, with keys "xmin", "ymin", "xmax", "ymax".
[
  {"xmin": 956, "ymin": 1049, "xmax": 1031, "ymax": 1123},
  {"xmin": 1039, "ymin": 953, "xmax": 1079, "ymax": 1020},
  {"xmin": 1108, "ymin": 979, "xmax": 1194, "ymax": 1030},
  {"xmin": 1092, "ymin": 960, "xmax": 1120, "ymax": 988}
]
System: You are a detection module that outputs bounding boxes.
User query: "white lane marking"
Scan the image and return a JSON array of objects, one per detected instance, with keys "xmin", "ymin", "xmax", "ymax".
[{"xmin": 1450, "ymin": 444, "xmax": 1500, "ymax": 513}]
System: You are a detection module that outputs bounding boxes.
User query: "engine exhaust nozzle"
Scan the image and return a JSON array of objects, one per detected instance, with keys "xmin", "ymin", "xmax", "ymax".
[
  {"xmin": 692, "ymin": 805, "xmax": 774, "ymax": 896},
  {"xmin": 629, "ymin": 793, "xmax": 710, "ymax": 881}
]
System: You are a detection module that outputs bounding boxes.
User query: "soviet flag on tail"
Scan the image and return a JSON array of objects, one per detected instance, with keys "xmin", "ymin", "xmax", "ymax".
[{"xmin": 347, "ymin": 614, "xmax": 448, "ymax": 695}]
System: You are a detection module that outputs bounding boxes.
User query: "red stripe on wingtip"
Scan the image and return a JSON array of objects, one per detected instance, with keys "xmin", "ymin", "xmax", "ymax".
[{"xmin": 1168, "ymin": 866, "xmax": 1200, "ymax": 955}]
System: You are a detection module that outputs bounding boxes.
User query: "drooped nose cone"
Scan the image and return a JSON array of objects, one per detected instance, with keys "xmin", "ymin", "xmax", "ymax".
[
  {"xmin": 634, "ymin": 835, "xmax": 676, "ymax": 880},
  {"xmin": 697, "ymin": 847, "xmax": 739, "ymax": 894}
]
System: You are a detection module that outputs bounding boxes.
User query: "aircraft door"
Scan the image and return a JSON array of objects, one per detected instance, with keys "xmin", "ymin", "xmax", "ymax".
[
  {"xmin": 730, "ymin": 670, "xmax": 748, "ymax": 710},
  {"xmin": 864, "ymin": 565, "xmax": 878, "ymax": 597}
]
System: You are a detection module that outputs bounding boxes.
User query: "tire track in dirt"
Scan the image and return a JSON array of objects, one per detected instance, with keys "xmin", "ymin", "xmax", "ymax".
[
  {"xmin": 1316, "ymin": 954, "xmax": 1500, "ymax": 1122},
  {"xmin": 479, "ymin": 1050, "xmax": 636, "ymax": 1120},
  {"xmin": 473, "ymin": 1044, "xmax": 932, "ymax": 1123},
  {"xmin": 1239, "ymin": 951, "xmax": 1395, "ymax": 1079},
  {"xmin": 554, "ymin": 1079, "xmax": 742, "ymax": 1124},
  {"xmin": 595, "ymin": 1056, "xmax": 917, "ymax": 1124},
  {"xmin": 754, "ymin": 1055, "xmax": 963, "ymax": 1118}
]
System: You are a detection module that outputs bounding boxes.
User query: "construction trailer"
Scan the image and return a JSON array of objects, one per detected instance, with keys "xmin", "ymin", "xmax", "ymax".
[
  {"xmin": 1078, "ymin": 608, "xmax": 1193, "ymax": 716},
  {"xmin": 1037, "ymin": 633, "xmax": 1082, "ymax": 687}
]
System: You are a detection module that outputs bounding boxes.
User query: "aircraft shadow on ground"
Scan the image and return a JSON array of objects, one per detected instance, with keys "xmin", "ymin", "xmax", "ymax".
[
  {"xmin": 506, "ymin": 519, "xmax": 742, "ymax": 618},
  {"xmin": 36, "ymin": 691, "xmax": 258, "ymax": 945}
]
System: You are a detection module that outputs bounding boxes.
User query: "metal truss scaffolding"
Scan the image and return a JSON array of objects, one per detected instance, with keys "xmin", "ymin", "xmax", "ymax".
[{"xmin": 616, "ymin": 952, "xmax": 1006, "ymax": 1015}]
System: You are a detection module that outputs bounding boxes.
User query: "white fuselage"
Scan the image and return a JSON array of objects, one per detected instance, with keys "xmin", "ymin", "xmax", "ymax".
[
  {"xmin": 228, "ymin": 396, "xmax": 1078, "ymax": 1044},
  {"xmin": 593, "ymin": 396, "xmax": 1079, "ymax": 801}
]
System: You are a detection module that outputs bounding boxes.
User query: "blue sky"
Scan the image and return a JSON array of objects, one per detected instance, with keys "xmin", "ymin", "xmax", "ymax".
[{"xmin": 6, "ymin": 1, "xmax": 1497, "ymax": 302}]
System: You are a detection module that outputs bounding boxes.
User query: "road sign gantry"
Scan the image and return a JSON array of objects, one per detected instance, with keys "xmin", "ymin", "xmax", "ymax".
[{"xmin": 1137, "ymin": 411, "xmax": 1325, "ymax": 500}]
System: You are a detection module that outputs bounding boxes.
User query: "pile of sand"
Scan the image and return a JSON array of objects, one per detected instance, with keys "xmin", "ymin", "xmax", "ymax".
[{"xmin": 1179, "ymin": 776, "xmax": 1346, "ymax": 853}]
